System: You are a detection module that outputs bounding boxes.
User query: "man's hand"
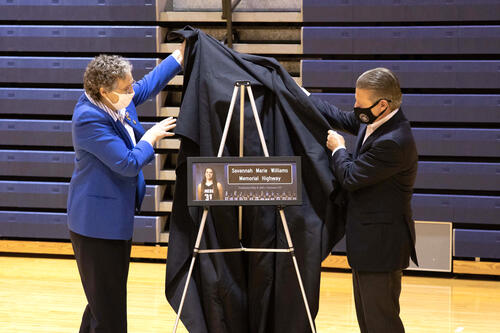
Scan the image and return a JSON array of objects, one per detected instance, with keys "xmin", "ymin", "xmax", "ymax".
[{"xmin": 327, "ymin": 130, "xmax": 345, "ymax": 152}]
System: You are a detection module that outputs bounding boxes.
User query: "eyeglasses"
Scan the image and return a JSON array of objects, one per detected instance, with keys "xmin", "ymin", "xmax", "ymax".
[{"xmin": 114, "ymin": 80, "xmax": 136, "ymax": 94}]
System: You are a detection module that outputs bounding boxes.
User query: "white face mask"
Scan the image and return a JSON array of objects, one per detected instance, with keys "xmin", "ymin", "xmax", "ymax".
[{"xmin": 106, "ymin": 90, "xmax": 135, "ymax": 111}]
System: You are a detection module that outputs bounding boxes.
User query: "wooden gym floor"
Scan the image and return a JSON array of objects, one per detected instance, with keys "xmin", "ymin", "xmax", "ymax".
[{"xmin": 0, "ymin": 256, "xmax": 499, "ymax": 333}]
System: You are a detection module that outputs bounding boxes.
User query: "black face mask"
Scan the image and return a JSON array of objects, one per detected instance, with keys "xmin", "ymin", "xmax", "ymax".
[{"xmin": 353, "ymin": 98, "xmax": 391, "ymax": 124}]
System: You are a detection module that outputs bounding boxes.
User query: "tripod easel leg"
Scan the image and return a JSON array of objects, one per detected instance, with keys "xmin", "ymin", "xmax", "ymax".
[
  {"xmin": 246, "ymin": 85, "xmax": 269, "ymax": 157},
  {"xmin": 278, "ymin": 209, "xmax": 317, "ymax": 333},
  {"xmin": 172, "ymin": 208, "xmax": 210, "ymax": 333},
  {"xmin": 217, "ymin": 85, "xmax": 239, "ymax": 158},
  {"xmin": 238, "ymin": 84, "xmax": 245, "ymax": 242}
]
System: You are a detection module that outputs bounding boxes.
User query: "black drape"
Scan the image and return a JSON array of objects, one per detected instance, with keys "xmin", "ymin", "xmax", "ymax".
[{"xmin": 165, "ymin": 26, "xmax": 345, "ymax": 333}]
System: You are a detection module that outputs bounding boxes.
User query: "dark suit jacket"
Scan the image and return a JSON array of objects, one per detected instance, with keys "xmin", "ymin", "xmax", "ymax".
[{"xmin": 311, "ymin": 96, "xmax": 418, "ymax": 271}]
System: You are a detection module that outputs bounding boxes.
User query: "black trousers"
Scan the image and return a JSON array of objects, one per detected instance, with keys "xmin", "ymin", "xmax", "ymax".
[
  {"xmin": 352, "ymin": 269, "xmax": 405, "ymax": 333},
  {"xmin": 70, "ymin": 230, "xmax": 132, "ymax": 333}
]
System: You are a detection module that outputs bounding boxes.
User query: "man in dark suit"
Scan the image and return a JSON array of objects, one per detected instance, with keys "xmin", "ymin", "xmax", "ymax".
[{"xmin": 309, "ymin": 67, "xmax": 418, "ymax": 333}]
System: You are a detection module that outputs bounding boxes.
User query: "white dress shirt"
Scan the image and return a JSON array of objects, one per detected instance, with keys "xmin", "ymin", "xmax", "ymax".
[
  {"xmin": 363, "ymin": 108, "xmax": 399, "ymax": 144},
  {"xmin": 332, "ymin": 108, "xmax": 400, "ymax": 156}
]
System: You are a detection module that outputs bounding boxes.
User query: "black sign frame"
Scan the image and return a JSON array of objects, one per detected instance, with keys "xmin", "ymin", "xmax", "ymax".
[{"xmin": 187, "ymin": 156, "xmax": 302, "ymax": 207}]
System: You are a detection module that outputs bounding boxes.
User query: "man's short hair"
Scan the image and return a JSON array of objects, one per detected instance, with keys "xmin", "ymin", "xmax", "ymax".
[
  {"xmin": 356, "ymin": 67, "xmax": 402, "ymax": 110},
  {"xmin": 83, "ymin": 54, "xmax": 133, "ymax": 102}
]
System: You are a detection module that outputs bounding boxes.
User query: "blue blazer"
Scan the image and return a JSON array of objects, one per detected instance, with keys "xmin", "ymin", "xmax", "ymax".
[{"xmin": 67, "ymin": 56, "xmax": 181, "ymax": 240}]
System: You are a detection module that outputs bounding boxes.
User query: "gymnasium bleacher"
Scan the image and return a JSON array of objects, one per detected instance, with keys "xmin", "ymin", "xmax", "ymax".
[
  {"xmin": 303, "ymin": 60, "xmax": 500, "ymax": 88},
  {"xmin": 300, "ymin": 0, "xmax": 500, "ymax": 274},
  {"xmin": 0, "ymin": 0, "xmax": 499, "ymax": 275}
]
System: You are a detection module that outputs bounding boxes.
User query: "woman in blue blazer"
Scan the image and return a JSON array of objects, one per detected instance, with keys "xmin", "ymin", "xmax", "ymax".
[{"xmin": 68, "ymin": 45, "xmax": 184, "ymax": 333}]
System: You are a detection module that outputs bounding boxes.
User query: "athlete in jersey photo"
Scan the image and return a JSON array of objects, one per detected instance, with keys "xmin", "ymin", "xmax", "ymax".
[{"xmin": 197, "ymin": 167, "xmax": 223, "ymax": 201}]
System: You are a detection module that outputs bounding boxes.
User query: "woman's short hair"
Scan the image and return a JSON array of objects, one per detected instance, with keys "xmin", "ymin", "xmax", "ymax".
[
  {"xmin": 356, "ymin": 67, "xmax": 402, "ymax": 110},
  {"xmin": 83, "ymin": 54, "xmax": 133, "ymax": 101}
]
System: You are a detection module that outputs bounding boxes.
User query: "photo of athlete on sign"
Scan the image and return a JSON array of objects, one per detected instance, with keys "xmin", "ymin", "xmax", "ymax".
[{"xmin": 197, "ymin": 167, "xmax": 223, "ymax": 201}]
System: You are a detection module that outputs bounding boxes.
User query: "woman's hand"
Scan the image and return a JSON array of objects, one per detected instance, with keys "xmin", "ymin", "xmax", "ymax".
[
  {"xmin": 179, "ymin": 40, "xmax": 186, "ymax": 67},
  {"xmin": 142, "ymin": 117, "xmax": 177, "ymax": 146}
]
